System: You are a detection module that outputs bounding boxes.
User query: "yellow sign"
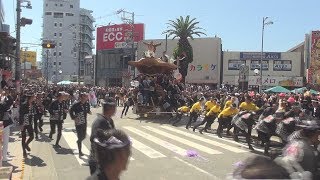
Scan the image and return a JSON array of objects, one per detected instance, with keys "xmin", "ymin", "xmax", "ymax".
[{"xmin": 20, "ymin": 51, "xmax": 37, "ymax": 66}]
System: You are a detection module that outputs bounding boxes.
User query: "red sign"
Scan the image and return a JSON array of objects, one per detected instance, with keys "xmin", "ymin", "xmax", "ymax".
[{"xmin": 96, "ymin": 24, "xmax": 145, "ymax": 50}]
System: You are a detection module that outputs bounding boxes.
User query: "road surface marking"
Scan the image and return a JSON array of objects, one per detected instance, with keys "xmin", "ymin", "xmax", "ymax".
[
  {"xmin": 174, "ymin": 157, "xmax": 217, "ymax": 179},
  {"xmin": 143, "ymin": 126, "xmax": 222, "ymax": 155},
  {"xmin": 86, "ymin": 127, "xmax": 134, "ymax": 161},
  {"xmin": 200, "ymin": 130, "xmax": 264, "ymax": 153},
  {"xmin": 162, "ymin": 126, "xmax": 247, "ymax": 153},
  {"xmin": 62, "ymin": 131, "xmax": 90, "ymax": 165},
  {"xmin": 124, "ymin": 126, "xmax": 187, "ymax": 156},
  {"xmin": 130, "ymin": 137, "xmax": 166, "ymax": 158}
]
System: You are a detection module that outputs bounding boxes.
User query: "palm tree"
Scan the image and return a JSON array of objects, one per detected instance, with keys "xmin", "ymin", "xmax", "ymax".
[{"xmin": 163, "ymin": 15, "xmax": 206, "ymax": 83}]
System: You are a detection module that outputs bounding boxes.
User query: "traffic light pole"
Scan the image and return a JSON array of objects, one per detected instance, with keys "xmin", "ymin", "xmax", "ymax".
[
  {"xmin": 46, "ymin": 50, "xmax": 49, "ymax": 85},
  {"xmin": 15, "ymin": 0, "xmax": 21, "ymax": 92}
]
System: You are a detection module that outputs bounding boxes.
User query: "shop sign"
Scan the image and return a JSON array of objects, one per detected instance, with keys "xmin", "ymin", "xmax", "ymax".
[
  {"xmin": 240, "ymin": 52, "xmax": 281, "ymax": 60},
  {"xmin": 228, "ymin": 60, "xmax": 246, "ymax": 70},
  {"xmin": 273, "ymin": 60, "xmax": 292, "ymax": 71},
  {"xmin": 235, "ymin": 76, "xmax": 303, "ymax": 87}
]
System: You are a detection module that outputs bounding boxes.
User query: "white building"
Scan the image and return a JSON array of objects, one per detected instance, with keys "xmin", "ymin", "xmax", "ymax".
[
  {"xmin": 42, "ymin": 0, "xmax": 94, "ymax": 82},
  {"xmin": 137, "ymin": 37, "xmax": 222, "ymax": 87},
  {"xmin": 223, "ymin": 51, "xmax": 303, "ymax": 90}
]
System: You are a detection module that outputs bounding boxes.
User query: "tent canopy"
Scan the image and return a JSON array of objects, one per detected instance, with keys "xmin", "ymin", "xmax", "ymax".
[
  {"xmin": 57, "ymin": 80, "xmax": 72, "ymax": 85},
  {"xmin": 291, "ymin": 87, "xmax": 318, "ymax": 94},
  {"xmin": 264, "ymin": 86, "xmax": 290, "ymax": 93}
]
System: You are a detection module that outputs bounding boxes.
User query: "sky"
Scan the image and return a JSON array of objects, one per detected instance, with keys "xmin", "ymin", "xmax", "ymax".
[{"xmin": 3, "ymin": 0, "xmax": 320, "ymax": 61}]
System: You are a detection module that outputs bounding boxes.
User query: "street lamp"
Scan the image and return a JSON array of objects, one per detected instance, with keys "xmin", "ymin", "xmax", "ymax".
[{"xmin": 259, "ymin": 17, "xmax": 273, "ymax": 93}]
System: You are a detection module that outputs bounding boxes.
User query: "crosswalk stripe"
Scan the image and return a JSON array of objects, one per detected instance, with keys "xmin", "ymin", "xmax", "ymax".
[
  {"xmin": 161, "ymin": 126, "xmax": 247, "ymax": 153},
  {"xmin": 142, "ymin": 126, "xmax": 222, "ymax": 155},
  {"xmin": 62, "ymin": 131, "xmax": 90, "ymax": 166},
  {"xmin": 87, "ymin": 127, "xmax": 134, "ymax": 161},
  {"xmin": 200, "ymin": 130, "xmax": 264, "ymax": 153},
  {"xmin": 124, "ymin": 126, "xmax": 187, "ymax": 156},
  {"xmin": 130, "ymin": 137, "xmax": 166, "ymax": 158}
]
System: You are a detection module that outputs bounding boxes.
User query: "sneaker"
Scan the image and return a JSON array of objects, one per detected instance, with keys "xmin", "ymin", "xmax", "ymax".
[
  {"xmin": 48, "ymin": 134, "xmax": 53, "ymax": 139},
  {"xmin": 39, "ymin": 127, "xmax": 43, "ymax": 132},
  {"xmin": 35, "ymin": 136, "xmax": 39, "ymax": 140},
  {"xmin": 54, "ymin": 144, "xmax": 62, "ymax": 148}
]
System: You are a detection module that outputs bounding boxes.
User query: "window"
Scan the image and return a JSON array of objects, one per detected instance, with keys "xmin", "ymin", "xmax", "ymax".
[
  {"xmin": 60, "ymin": 4, "xmax": 63, "ymax": 7},
  {"xmin": 54, "ymin": 23, "xmax": 57, "ymax": 27},
  {"xmin": 59, "ymin": 23, "xmax": 62, "ymax": 27},
  {"xmin": 59, "ymin": 33, "xmax": 62, "ymax": 37},
  {"xmin": 53, "ymin": 12, "xmax": 63, "ymax": 18},
  {"xmin": 59, "ymin": 62, "xmax": 62, "ymax": 65},
  {"xmin": 55, "ymin": 4, "xmax": 57, "ymax": 6},
  {"xmin": 46, "ymin": 4, "xmax": 48, "ymax": 7},
  {"xmin": 45, "ymin": 12, "xmax": 52, "ymax": 15},
  {"xmin": 53, "ymin": 71, "xmax": 56, "ymax": 75},
  {"xmin": 66, "ymin": 13, "xmax": 74, "ymax": 16},
  {"xmin": 70, "ymin": 5, "xmax": 73, "ymax": 8},
  {"xmin": 54, "ymin": 33, "xmax": 57, "ymax": 37},
  {"xmin": 53, "ymin": 62, "xmax": 56, "ymax": 65},
  {"xmin": 53, "ymin": 52, "xmax": 56, "ymax": 56},
  {"xmin": 74, "ymin": 53, "xmax": 77, "ymax": 58},
  {"xmin": 59, "ymin": 52, "xmax": 62, "ymax": 56},
  {"xmin": 59, "ymin": 42, "xmax": 62, "ymax": 47}
]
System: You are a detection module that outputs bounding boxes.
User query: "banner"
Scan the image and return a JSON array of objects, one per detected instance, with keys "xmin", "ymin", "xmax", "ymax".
[
  {"xmin": 20, "ymin": 51, "xmax": 37, "ymax": 66},
  {"xmin": 273, "ymin": 60, "xmax": 292, "ymax": 71},
  {"xmin": 235, "ymin": 76, "xmax": 303, "ymax": 87},
  {"xmin": 228, "ymin": 60, "xmax": 246, "ymax": 70},
  {"xmin": 96, "ymin": 24, "xmax": 145, "ymax": 50},
  {"xmin": 250, "ymin": 60, "xmax": 269, "ymax": 70},
  {"xmin": 240, "ymin": 52, "xmax": 281, "ymax": 60},
  {"xmin": 310, "ymin": 31, "xmax": 320, "ymax": 84}
]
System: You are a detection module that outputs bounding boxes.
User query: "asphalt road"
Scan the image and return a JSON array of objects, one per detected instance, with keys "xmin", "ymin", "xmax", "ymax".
[{"xmin": 18, "ymin": 106, "xmax": 271, "ymax": 180}]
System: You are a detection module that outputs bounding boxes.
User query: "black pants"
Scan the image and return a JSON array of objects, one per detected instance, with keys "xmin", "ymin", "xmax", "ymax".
[
  {"xmin": 217, "ymin": 117, "xmax": 232, "ymax": 136},
  {"xmin": 49, "ymin": 121, "xmax": 63, "ymax": 145},
  {"xmin": 89, "ymin": 161, "xmax": 97, "ymax": 175},
  {"xmin": 76, "ymin": 124, "xmax": 87, "ymax": 153},
  {"xmin": 186, "ymin": 112, "xmax": 198, "ymax": 128},
  {"xmin": 172, "ymin": 113, "xmax": 183, "ymax": 125},
  {"xmin": 34, "ymin": 115, "xmax": 43, "ymax": 137},
  {"xmin": 194, "ymin": 114, "xmax": 216, "ymax": 131},
  {"xmin": 22, "ymin": 125, "xmax": 34, "ymax": 153},
  {"xmin": 121, "ymin": 104, "xmax": 130, "ymax": 117}
]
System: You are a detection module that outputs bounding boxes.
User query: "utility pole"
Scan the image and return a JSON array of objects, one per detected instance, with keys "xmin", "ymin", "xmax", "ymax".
[
  {"xmin": 46, "ymin": 50, "xmax": 49, "ymax": 85},
  {"xmin": 15, "ymin": 0, "xmax": 21, "ymax": 92},
  {"xmin": 15, "ymin": 0, "xmax": 32, "ymax": 92},
  {"xmin": 117, "ymin": 9, "xmax": 136, "ymax": 77},
  {"xmin": 23, "ymin": 47, "xmax": 28, "ymax": 83},
  {"xmin": 78, "ymin": 33, "xmax": 82, "ymax": 85}
]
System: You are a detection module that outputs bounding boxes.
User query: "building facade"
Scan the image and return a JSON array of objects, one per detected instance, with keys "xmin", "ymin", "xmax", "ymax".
[
  {"xmin": 95, "ymin": 24, "xmax": 145, "ymax": 87},
  {"xmin": 223, "ymin": 51, "xmax": 303, "ymax": 90},
  {"xmin": 79, "ymin": 8, "xmax": 95, "ymax": 83},
  {"xmin": 42, "ymin": 0, "xmax": 94, "ymax": 83},
  {"xmin": 136, "ymin": 37, "xmax": 222, "ymax": 87}
]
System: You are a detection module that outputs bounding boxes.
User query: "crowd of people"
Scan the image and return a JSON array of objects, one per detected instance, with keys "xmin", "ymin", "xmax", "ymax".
[{"xmin": 0, "ymin": 79, "xmax": 320, "ymax": 179}]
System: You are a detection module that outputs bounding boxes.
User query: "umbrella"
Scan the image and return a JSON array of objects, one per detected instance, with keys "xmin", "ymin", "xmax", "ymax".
[
  {"xmin": 128, "ymin": 57, "xmax": 177, "ymax": 75},
  {"xmin": 57, "ymin": 80, "xmax": 72, "ymax": 85},
  {"xmin": 264, "ymin": 86, "xmax": 290, "ymax": 93},
  {"xmin": 291, "ymin": 87, "xmax": 318, "ymax": 94}
]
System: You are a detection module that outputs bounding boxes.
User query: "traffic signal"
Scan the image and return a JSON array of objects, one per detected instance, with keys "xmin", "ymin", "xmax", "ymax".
[
  {"xmin": 20, "ymin": 17, "xmax": 33, "ymax": 27},
  {"xmin": 42, "ymin": 42, "xmax": 56, "ymax": 49}
]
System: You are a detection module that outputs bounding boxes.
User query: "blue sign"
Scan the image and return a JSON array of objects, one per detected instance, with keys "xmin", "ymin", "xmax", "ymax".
[{"xmin": 240, "ymin": 52, "xmax": 281, "ymax": 60}]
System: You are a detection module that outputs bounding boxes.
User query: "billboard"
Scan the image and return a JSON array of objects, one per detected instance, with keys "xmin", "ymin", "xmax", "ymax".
[
  {"xmin": 310, "ymin": 31, "xmax": 320, "ymax": 84},
  {"xmin": 273, "ymin": 60, "xmax": 292, "ymax": 71},
  {"xmin": 228, "ymin": 60, "xmax": 246, "ymax": 70},
  {"xmin": 96, "ymin": 24, "xmax": 145, "ymax": 50},
  {"xmin": 240, "ymin": 52, "xmax": 281, "ymax": 60},
  {"xmin": 250, "ymin": 60, "xmax": 269, "ymax": 70},
  {"xmin": 20, "ymin": 51, "xmax": 37, "ymax": 66},
  {"xmin": 235, "ymin": 76, "xmax": 303, "ymax": 87}
]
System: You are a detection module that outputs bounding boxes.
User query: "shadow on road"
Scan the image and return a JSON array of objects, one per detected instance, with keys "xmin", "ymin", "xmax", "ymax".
[
  {"xmin": 52, "ymin": 145, "xmax": 74, "ymax": 155},
  {"xmin": 2, "ymin": 161, "xmax": 20, "ymax": 173},
  {"xmin": 25, "ymin": 155, "xmax": 47, "ymax": 167}
]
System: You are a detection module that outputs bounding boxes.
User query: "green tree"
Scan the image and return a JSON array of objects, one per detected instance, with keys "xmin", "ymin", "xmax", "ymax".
[{"xmin": 163, "ymin": 15, "xmax": 206, "ymax": 82}]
